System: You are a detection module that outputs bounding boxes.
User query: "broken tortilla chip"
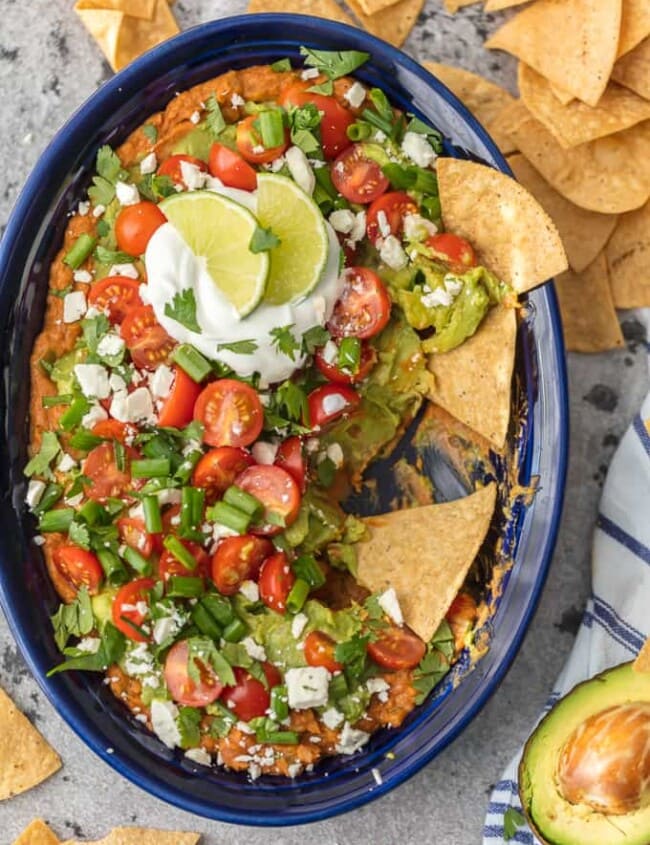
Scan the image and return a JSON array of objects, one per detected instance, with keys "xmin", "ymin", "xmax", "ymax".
[
  {"xmin": 549, "ymin": 82, "xmax": 574, "ymax": 106},
  {"xmin": 508, "ymin": 154, "xmax": 618, "ymax": 273},
  {"xmin": 0, "ymin": 686, "xmax": 61, "ymax": 800},
  {"xmin": 345, "ymin": 0, "xmax": 424, "ymax": 47},
  {"xmin": 485, "ymin": 0, "xmax": 622, "ymax": 107},
  {"xmin": 617, "ymin": 0, "xmax": 650, "ymax": 58},
  {"xmin": 61, "ymin": 830, "xmax": 200, "ymax": 845},
  {"xmin": 247, "ymin": 0, "xmax": 354, "ymax": 23},
  {"xmin": 444, "ymin": 0, "xmax": 481, "ymax": 12},
  {"xmin": 113, "ymin": 0, "xmax": 179, "ymax": 71},
  {"xmin": 424, "ymin": 62, "xmax": 517, "ymax": 154},
  {"xmin": 74, "ymin": 7, "xmax": 122, "ymax": 67},
  {"xmin": 356, "ymin": 484, "xmax": 497, "ymax": 642},
  {"xmin": 612, "ymin": 36, "xmax": 650, "ymax": 100},
  {"xmin": 518, "ymin": 63, "xmax": 650, "ymax": 149},
  {"xmin": 554, "ymin": 253, "xmax": 624, "ymax": 352},
  {"xmin": 74, "ymin": 0, "xmax": 157, "ymax": 19},
  {"xmin": 355, "ymin": 0, "xmax": 401, "ymax": 15},
  {"xmin": 427, "ymin": 305, "xmax": 516, "ymax": 449},
  {"xmin": 13, "ymin": 820, "xmax": 61, "ymax": 845},
  {"xmin": 633, "ymin": 637, "xmax": 650, "ymax": 673},
  {"xmin": 484, "ymin": 0, "xmax": 529, "ymax": 11},
  {"xmin": 605, "ymin": 201, "xmax": 650, "ymax": 308},
  {"xmin": 436, "ymin": 157, "xmax": 568, "ymax": 292}
]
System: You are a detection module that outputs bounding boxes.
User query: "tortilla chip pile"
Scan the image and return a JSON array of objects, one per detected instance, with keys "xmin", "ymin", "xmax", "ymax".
[{"xmin": 12, "ymin": 822, "xmax": 200, "ymax": 845}]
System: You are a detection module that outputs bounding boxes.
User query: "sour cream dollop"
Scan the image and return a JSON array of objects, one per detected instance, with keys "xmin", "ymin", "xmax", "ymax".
[{"xmin": 144, "ymin": 179, "xmax": 343, "ymax": 386}]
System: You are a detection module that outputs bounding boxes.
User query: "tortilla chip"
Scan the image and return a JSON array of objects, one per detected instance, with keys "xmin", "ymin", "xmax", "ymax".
[
  {"xmin": 0, "ymin": 686, "xmax": 61, "ymax": 800},
  {"xmin": 355, "ymin": 0, "xmax": 401, "ymax": 14},
  {"xmin": 549, "ymin": 83, "xmax": 574, "ymax": 106},
  {"xmin": 13, "ymin": 820, "xmax": 61, "ymax": 845},
  {"xmin": 424, "ymin": 62, "xmax": 517, "ymax": 154},
  {"xmin": 74, "ymin": 0, "xmax": 157, "ymax": 19},
  {"xmin": 436, "ymin": 157, "xmax": 568, "ymax": 292},
  {"xmin": 247, "ymin": 0, "xmax": 354, "ymax": 23},
  {"xmin": 612, "ymin": 37, "xmax": 650, "ymax": 100},
  {"xmin": 519, "ymin": 63, "xmax": 650, "ymax": 149},
  {"xmin": 501, "ymin": 101, "xmax": 650, "ymax": 214},
  {"xmin": 484, "ymin": 0, "xmax": 529, "ymax": 10},
  {"xmin": 444, "ymin": 0, "xmax": 481, "ymax": 11},
  {"xmin": 356, "ymin": 484, "xmax": 497, "ymax": 641},
  {"xmin": 427, "ymin": 305, "xmax": 516, "ymax": 449},
  {"xmin": 74, "ymin": 8, "xmax": 123, "ymax": 67},
  {"xmin": 485, "ymin": 0, "xmax": 622, "ymax": 107},
  {"xmin": 554, "ymin": 253, "xmax": 624, "ymax": 352},
  {"xmin": 345, "ymin": 0, "xmax": 424, "ymax": 47},
  {"xmin": 633, "ymin": 637, "xmax": 650, "ymax": 673},
  {"xmin": 508, "ymin": 154, "xmax": 618, "ymax": 273},
  {"xmin": 617, "ymin": 0, "xmax": 650, "ymax": 58},
  {"xmin": 61, "ymin": 830, "xmax": 200, "ymax": 845},
  {"xmin": 605, "ymin": 201, "xmax": 650, "ymax": 307},
  {"xmin": 113, "ymin": 0, "xmax": 179, "ymax": 71}
]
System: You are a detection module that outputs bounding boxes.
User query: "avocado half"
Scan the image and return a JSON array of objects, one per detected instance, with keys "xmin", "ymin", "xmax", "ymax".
[{"xmin": 519, "ymin": 662, "xmax": 650, "ymax": 845}]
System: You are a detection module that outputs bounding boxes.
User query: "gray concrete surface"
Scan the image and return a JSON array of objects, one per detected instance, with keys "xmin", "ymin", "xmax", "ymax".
[{"xmin": 1, "ymin": 1, "xmax": 647, "ymax": 842}]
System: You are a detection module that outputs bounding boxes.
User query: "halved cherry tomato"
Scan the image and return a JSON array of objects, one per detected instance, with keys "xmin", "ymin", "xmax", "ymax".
[
  {"xmin": 112, "ymin": 577, "xmax": 156, "ymax": 642},
  {"xmin": 117, "ymin": 517, "xmax": 154, "ymax": 558},
  {"xmin": 115, "ymin": 201, "xmax": 166, "ymax": 256},
  {"xmin": 192, "ymin": 446, "xmax": 255, "ymax": 502},
  {"xmin": 366, "ymin": 191, "xmax": 418, "ymax": 243},
  {"xmin": 426, "ymin": 232, "xmax": 477, "ymax": 273},
  {"xmin": 157, "ymin": 366, "xmax": 203, "ymax": 428},
  {"xmin": 263, "ymin": 661, "xmax": 282, "ymax": 689},
  {"xmin": 314, "ymin": 340, "xmax": 376, "ymax": 385},
  {"xmin": 306, "ymin": 384, "xmax": 360, "ymax": 429},
  {"xmin": 91, "ymin": 419, "xmax": 133, "ymax": 444},
  {"xmin": 83, "ymin": 441, "xmax": 136, "ymax": 501},
  {"xmin": 236, "ymin": 115, "xmax": 289, "ymax": 165},
  {"xmin": 53, "ymin": 544, "xmax": 103, "ymax": 594},
  {"xmin": 331, "ymin": 144, "xmax": 389, "ymax": 204},
  {"xmin": 158, "ymin": 539, "xmax": 211, "ymax": 583},
  {"xmin": 208, "ymin": 143, "xmax": 257, "ymax": 192},
  {"xmin": 235, "ymin": 465, "xmax": 301, "ymax": 536},
  {"xmin": 193, "ymin": 379, "xmax": 264, "ymax": 449},
  {"xmin": 158, "ymin": 154, "xmax": 208, "ymax": 188},
  {"xmin": 279, "ymin": 82, "xmax": 354, "ymax": 160},
  {"xmin": 211, "ymin": 535, "xmax": 274, "ymax": 596},
  {"xmin": 221, "ymin": 666, "xmax": 270, "ymax": 721},
  {"xmin": 164, "ymin": 639, "xmax": 223, "ymax": 706},
  {"xmin": 367, "ymin": 625, "xmax": 426, "ymax": 670},
  {"xmin": 120, "ymin": 304, "xmax": 175, "ymax": 370},
  {"xmin": 304, "ymin": 631, "xmax": 343, "ymax": 673},
  {"xmin": 87, "ymin": 276, "xmax": 143, "ymax": 324},
  {"xmin": 327, "ymin": 267, "xmax": 391, "ymax": 339},
  {"xmin": 274, "ymin": 435, "xmax": 306, "ymax": 493},
  {"xmin": 258, "ymin": 551, "xmax": 295, "ymax": 613}
]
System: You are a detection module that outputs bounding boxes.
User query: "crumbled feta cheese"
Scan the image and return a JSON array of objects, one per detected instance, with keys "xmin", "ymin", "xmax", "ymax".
[
  {"xmin": 376, "ymin": 209, "xmax": 391, "ymax": 238},
  {"xmin": 140, "ymin": 152, "xmax": 158, "ymax": 175},
  {"xmin": 239, "ymin": 580, "xmax": 260, "ymax": 603},
  {"xmin": 329, "ymin": 209, "xmax": 356, "ymax": 234},
  {"xmin": 242, "ymin": 636, "xmax": 267, "ymax": 662},
  {"xmin": 305, "ymin": 437, "xmax": 319, "ymax": 453},
  {"xmin": 153, "ymin": 615, "xmax": 181, "ymax": 645},
  {"xmin": 421, "ymin": 286, "xmax": 453, "ymax": 308},
  {"xmin": 190, "ymin": 110, "xmax": 201, "ymax": 125},
  {"xmin": 230, "ymin": 93, "xmax": 245, "ymax": 108},
  {"xmin": 378, "ymin": 586, "xmax": 403, "ymax": 626},
  {"xmin": 285, "ymin": 146, "xmax": 315, "ymax": 196},
  {"xmin": 96, "ymin": 333, "xmax": 125, "ymax": 359},
  {"xmin": 379, "ymin": 235, "xmax": 408, "ymax": 270},
  {"xmin": 180, "ymin": 160, "xmax": 207, "ymax": 191},
  {"xmin": 150, "ymin": 699, "xmax": 181, "ymax": 749},
  {"xmin": 185, "ymin": 747, "xmax": 212, "ymax": 766},
  {"xmin": 212, "ymin": 522, "xmax": 238, "ymax": 542},
  {"xmin": 108, "ymin": 262, "xmax": 139, "ymax": 279},
  {"xmin": 252, "ymin": 440, "xmax": 279, "ymax": 465},
  {"xmin": 346, "ymin": 210, "xmax": 367, "ymax": 244},
  {"xmin": 77, "ymin": 200, "xmax": 90, "ymax": 216},
  {"xmin": 320, "ymin": 340, "xmax": 338, "ymax": 365},
  {"xmin": 129, "ymin": 502, "xmax": 145, "ymax": 521},
  {"xmin": 77, "ymin": 637, "xmax": 101, "ymax": 653},
  {"xmin": 326, "ymin": 442, "xmax": 344, "ymax": 468},
  {"xmin": 373, "ymin": 129, "xmax": 387, "ymax": 143},
  {"xmin": 157, "ymin": 488, "xmax": 182, "ymax": 506},
  {"xmin": 92, "ymin": 204, "xmax": 106, "ymax": 218},
  {"xmin": 321, "ymin": 707, "xmax": 344, "ymax": 730},
  {"xmin": 269, "ymin": 155, "xmax": 286, "ymax": 173},
  {"xmin": 444, "ymin": 274, "xmax": 464, "ymax": 297},
  {"xmin": 65, "ymin": 492, "xmax": 84, "ymax": 508},
  {"xmin": 401, "ymin": 131, "xmax": 437, "ymax": 168},
  {"xmin": 73, "ymin": 269, "xmax": 93, "ymax": 284},
  {"xmin": 287, "ymin": 762, "xmax": 303, "ymax": 778},
  {"xmin": 249, "ymin": 762, "xmax": 262, "ymax": 781},
  {"xmin": 286, "ymin": 666, "xmax": 330, "ymax": 709},
  {"xmin": 148, "ymin": 364, "xmax": 175, "ymax": 399},
  {"xmin": 115, "ymin": 180, "xmax": 141, "ymax": 206},
  {"xmin": 335, "ymin": 722, "xmax": 370, "ymax": 755},
  {"xmin": 291, "ymin": 613, "xmax": 308, "ymax": 639},
  {"xmin": 111, "ymin": 386, "xmax": 155, "ymax": 424},
  {"xmin": 371, "ymin": 767, "xmax": 383, "ymax": 785},
  {"xmin": 366, "ymin": 677, "xmax": 390, "ymax": 699},
  {"xmin": 344, "ymin": 81, "xmax": 366, "ymax": 109},
  {"xmin": 124, "ymin": 642, "xmax": 156, "ymax": 676},
  {"xmin": 33, "ymin": 535, "xmax": 46, "ymax": 546},
  {"xmin": 25, "ymin": 480, "xmax": 46, "ymax": 509},
  {"xmin": 403, "ymin": 213, "xmax": 437, "ymax": 241},
  {"xmin": 74, "ymin": 363, "xmax": 111, "ymax": 399},
  {"xmin": 252, "ymin": 144, "xmax": 265, "ymax": 155},
  {"xmin": 321, "ymin": 392, "xmax": 348, "ymax": 417},
  {"xmin": 109, "ymin": 373, "xmax": 127, "ymax": 393},
  {"xmin": 57, "ymin": 453, "xmax": 77, "ymax": 473},
  {"xmin": 63, "ymin": 291, "xmax": 87, "ymax": 324},
  {"xmin": 312, "ymin": 295, "xmax": 326, "ymax": 323},
  {"xmin": 301, "ymin": 67, "xmax": 320, "ymax": 80}
]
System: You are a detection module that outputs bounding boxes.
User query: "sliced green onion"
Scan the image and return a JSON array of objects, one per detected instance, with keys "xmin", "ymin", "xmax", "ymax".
[
  {"xmin": 208, "ymin": 501, "xmax": 251, "ymax": 534},
  {"xmin": 338, "ymin": 336, "xmax": 361, "ymax": 373},
  {"xmin": 255, "ymin": 109, "xmax": 285, "ymax": 149},
  {"xmin": 292, "ymin": 554, "xmax": 325, "ymax": 588},
  {"xmin": 142, "ymin": 494, "xmax": 162, "ymax": 533},
  {"xmin": 180, "ymin": 486, "xmax": 204, "ymax": 539},
  {"xmin": 167, "ymin": 575, "xmax": 204, "ymax": 598},
  {"xmin": 412, "ymin": 169, "xmax": 438, "ymax": 195},
  {"xmin": 59, "ymin": 395, "xmax": 90, "ymax": 432},
  {"xmin": 97, "ymin": 549, "xmax": 129, "ymax": 585},
  {"xmin": 163, "ymin": 534, "xmax": 197, "ymax": 571},
  {"xmin": 360, "ymin": 107, "xmax": 393, "ymax": 137},
  {"xmin": 171, "ymin": 344, "xmax": 212, "ymax": 383},
  {"xmin": 142, "ymin": 436, "xmax": 175, "ymax": 462},
  {"xmin": 221, "ymin": 617, "xmax": 248, "ymax": 643},
  {"xmin": 314, "ymin": 166, "xmax": 338, "ymax": 199},
  {"xmin": 39, "ymin": 508, "xmax": 74, "ymax": 533},
  {"xmin": 113, "ymin": 440, "xmax": 126, "ymax": 473},
  {"xmin": 263, "ymin": 730, "xmax": 299, "ymax": 745},
  {"xmin": 201, "ymin": 594, "xmax": 234, "ymax": 627},
  {"xmin": 63, "ymin": 233, "xmax": 97, "ymax": 270},
  {"xmin": 131, "ymin": 458, "xmax": 170, "ymax": 479},
  {"xmin": 223, "ymin": 486, "xmax": 263, "ymax": 520},
  {"xmin": 78, "ymin": 499, "xmax": 105, "ymax": 526},
  {"xmin": 270, "ymin": 685, "xmax": 289, "ymax": 721},
  {"xmin": 329, "ymin": 672, "xmax": 348, "ymax": 701},
  {"xmin": 68, "ymin": 430, "xmax": 103, "ymax": 451},
  {"xmin": 32, "ymin": 483, "xmax": 63, "ymax": 516},
  {"xmin": 368, "ymin": 87, "xmax": 394, "ymax": 122},
  {"xmin": 346, "ymin": 121, "xmax": 373, "ymax": 142},
  {"xmin": 174, "ymin": 452, "xmax": 201, "ymax": 485},
  {"xmin": 191, "ymin": 603, "xmax": 223, "ymax": 640},
  {"xmin": 421, "ymin": 195, "xmax": 441, "ymax": 220},
  {"xmin": 286, "ymin": 578, "xmax": 309, "ymax": 614},
  {"xmin": 42, "ymin": 394, "xmax": 73, "ymax": 409},
  {"xmin": 123, "ymin": 545, "xmax": 152, "ymax": 576}
]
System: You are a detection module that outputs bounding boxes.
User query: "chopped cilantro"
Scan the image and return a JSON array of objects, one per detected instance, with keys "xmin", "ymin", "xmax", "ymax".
[
  {"xmin": 317, "ymin": 456, "xmax": 336, "ymax": 488},
  {"xmin": 68, "ymin": 520, "xmax": 91, "ymax": 550},
  {"xmin": 187, "ymin": 637, "xmax": 236, "ymax": 686},
  {"xmin": 178, "ymin": 706, "xmax": 202, "ymax": 748},
  {"xmin": 81, "ymin": 313, "xmax": 111, "ymax": 354},
  {"xmin": 88, "ymin": 176, "xmax": 115, "ymax": 207},
  {"xmin": 300, "ymin": 47, "xmax": 370, "ymax": 81},
  {"xmin": 206, "ymin": 700, "xmax": 237, "ymax": 738},
  {"xmin": 276, "ymin": 379, "xmax": 308, "ymax": 420},
  {"xmin": 269, "ymin": 324, "xmax": 301, "ymax": 360},
  {"xmin": 24, "ymin": 432, "xmax": 61, "ymax": 479},
  {"xmin": 291, "ymin": 103, "xmax": 321, "ymax": 132},
  {"xmin": 205, "ymin": 94, "xmax": 226, "ymax": 138},
  {"xmin": 95, "ymin": 245, "xmax": 134, "ymax": 266},
  {"xmin": 164, "ymin": 289, "xmax": 201, "ymax": 334},
  {"xmin": 307, "ymin": 80, "xmax": 334, "ymax": 96},
  {"xmin": 249, "ymin": 225, "xmax": 281, "ymax": 254},
  {"xmin": 335, "ymin": 632, "xmax": 370, "ymax": 684},
  {"xmin": 302, "ymin": 325, "xmax": 330, "ymax": 355},
  {"xmin": 143, "ymin": 123, "xmax": 158, "ymax": 143},
  {"xmin": 271, "ymin": 57, "xmax": 292, "ymax": 72},
  {"xmin": 50, "ymin": 586, "xmax": 93, "ymax": 650},
  {"xmin": 503, "ymin": 807, "xmax": 527, "ymax": 841},
  {"xmin": 412, "ymin": 620, "xmax": 454, "ymax": 704},
  {"xmin": 96, "ymin": 218, "xmax": 110, "ymax": 238},
  {"xmin": 217, "ymin": 339, "xmax": 259, "ymax": 355},
  {"xmin": 137, "ymin": 173, "xmax": 176, "ymax": 202},
  {"xmin": 48, "ymin": 622, "xmax": 126, "ymax": 675},
  {"xmin": 96, "ymin": 145, "xmax": 124, "ymax": 183},
  {"xmin": 405, "ymin": 116, "xmax": 443, "ymax": 153}
]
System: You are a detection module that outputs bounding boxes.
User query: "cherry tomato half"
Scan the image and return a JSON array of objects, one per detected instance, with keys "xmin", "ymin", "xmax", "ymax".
[
  {"xmin": 306, "ymin": 383, "xmax": 360, "ymax": 429},
  {"xmin": 366, "ymin": 191, "xmax": 418, "ymax": 243},
  {"xmin": 112, "ymin": 577, "xmax": 156, "ymax": 642},
  {"xmin": 327, "ymin": 267, "xmax": 391, "ymax": 339},
  {"xmin": 274, "ymin": 435, "xmax": 307, "ymax": 493},
  {"xmin": 426, "ymin": 233, "xmax": 477, "ymax": 273},
  {"xmin": 157, "ymin": 366, "xmax": 203, "ymax": 429},
  {"xmin": 120, "ymin": 305, "xmax": 175, "ymax": 370},
  {"xmin": 158, "ymin": 540, "xmax": 211, "ymax": 584},
  {"xmin": 279, "ymin": 82, "xmax": 354, "ymax": 160},
  {"xmin": 83, "ymin": 442, "xmax": 137, "ymax": 501},
  {"xmin": 115, "ymin": 201, "xmax": 166, "ymax": 256},
  {"xmin": 117, "ymin": 517, "xmax": 154, "ymax": 558},
  {"xmin": 235, "ymin": 465, "xmax": 302, "ymax": 536},
  {"xmin": 87, "ymin": 276, "xmax": 143, "ymax": 324},
  {"xmin": 331, "ymin": 144, "xmax": 389, "ymax": 204},
  {"xmin": 258, "ymin": 551, "xmax": 295, "ymax": 614},
  {"xmin": 220, "ymin": 665, "xmax": 270, "ymax": 722},
  {"xmin": 158, "ymin": 154, "xmax": 208, "ymax": 189},
  {"xmin": 367, "ymin": 625, "xmax": 426, "ymax": 670},
  {"xmin": 192, "ymin": 446, "xmax": 255, "ymax": 502},
  {"xmin": 164, "ymin": 639, "xmax": 223, "ymax": 707},
  {"xmin": 208, "ymin": 143, "xmax": 257, "ymax": 192},
  {"xmin": 193, "ymin": 379, "xmax": 264, "ymax": 449},
  {"xmin": 91, "ymin": 418, "xmax": 134, "ymax": 444},
  {"xmin": 314, "ymin": 340, "xmax": 376, "ymax": 385},
  {"xmin": 53, "ymin": 544, "xmax": 103, "ymax": 594},
  {"xmin": 236, "ymin": 115, "xmax": 289, "ymax": 165},
  {"xmin": 211, "ymin": 535, "xmax": 274, "ymax": 596},
  {"xmin": 304, "ymin": 631, "xmax": 342, "ymax": 673}
]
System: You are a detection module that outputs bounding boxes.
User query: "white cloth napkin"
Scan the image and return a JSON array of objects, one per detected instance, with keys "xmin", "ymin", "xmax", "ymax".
[{"xmin": 483, "ymin": 326, "xmax": 650, "ymax": 844}]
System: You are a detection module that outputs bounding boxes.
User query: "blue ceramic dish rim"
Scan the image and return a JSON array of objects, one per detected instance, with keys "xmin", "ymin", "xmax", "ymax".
[{"xmin": 0, "ymin": 14, "xmax": 569, "ymax": 826}]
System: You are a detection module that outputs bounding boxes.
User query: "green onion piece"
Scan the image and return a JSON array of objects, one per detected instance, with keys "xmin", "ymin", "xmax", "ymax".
[
  {"xmin": 42, "ymin": 394, "xmax": 73, "ymax": 409},
  {"xmin": 271, "ymin": 57, "xmax": 292, "ymax": 72},
  {"xmin": 329, "ymin": 672, "xmax": 348, "ymax": 700},
  {"xmin": 413, "ymin": 168, "xmax": 438, "ymax": 195},
  {"xmin": 32, "ymin": 483, "xmax": 64, "ymax": 516},
  {"xmin": 131, "ymin": 458, "xmax": 170, "ymax": 479},
  {"xmin": 223, "ymin": 486, "xmax": 263, "ymax": 520},
  {"xmin": 421, "ymin": 195, "xmax": 441, "ymax": 220},
  {"xmin": 163, "ymin": 534, "xmax": 197, "ymax": 571},
  {"xmin": 338, "ymin": 336, "xmax": 361, "ymax": 373},
  {"xmin": 263, "ymin": 730, "xmax": 299, "ymax": 745},
  {"xmin": 346, "ymin": 121, "xmax": 372, "ymax": 142},
  {"xmin": 143, "ymin": 494, "xmax": 162, "ymax": 533},
  {"xmin": 97, "ymin": 549, "xmax": 129, "ymax": 585},
  {"xmin": 123, "ymin": 545, "xmax": 152, "ymax": 576},
  {"xmin": 113, "ymin": 440, "xmax": 126, "ymax": 473},
  {"xmin": 191, "ymin": 603, "xmax": 223, "ymax": 640},
  {"xmin": 180, "ymin": 486, "xmax": 205, "ymax": 539},
  {"xmin": 255, "ymin": 109, "xmax": 285, "ymax": 149},
  {"xmin": 171, "ymin": 344, "xmax": 212, "ymax": 383},
  {"xmin": 142, "ymin": 436, "xmax": 175, "ymax": 462},
  {"xmin": 167, "ymin": 575, "xmax": 204, "ymax": 598},
  {"xmin": 360, "ymin": 107, "xmax": 393, "ymax": 137},
  {"xmin": 286, "ymin": 578, "xmax": 309, "ymax": 614},
  {"xmin": 78, "ymin": 499, "xmax": 104, "ymax": 526},
  {"xmin": 368, "ymin": 87, "xmax": 394, "ymax": 122},
  {"xmin": 270, "ymin": 685, "xmax": 289, "ymax": 721},
  {"xmin": 221, "ymin": 617, "xmax": 248, "ymax": 643},
  {"xmin": 63, "ymin": 233, "xmax": 97, "ymax": 270},
  {"xmin": 201, "ymin": 594, "xmax": 234, "ymax": 627},
  {"xmin": 292, "ymin": 554, "xmax": 325, "ymax": 588},
  {"xmin": 314, "ymin": 166, "xmax": 338, "ymax": 200},
  {"xmin": 59, "ymin": 395, "xmax": 90, "ymax": 432},
  {"xmin": 68, "ymin": 430, "xmax": 103, "ymax": 451},
  {"xmin": 39, "ymin": 508, "xmax": 74, "ymax": 533},
  {"xmin": 208, "ymin": 501, "xmax": 251, "ymax": 534},
  {"xmin": 174, "ymin": 451, "xmax": 202, "ymax": 485}
]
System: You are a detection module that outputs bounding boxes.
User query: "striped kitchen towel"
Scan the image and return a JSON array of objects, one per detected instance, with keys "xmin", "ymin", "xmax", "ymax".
[{"xmin": 483, "ymin": 329, "xmax": 650, "ymax": 844}]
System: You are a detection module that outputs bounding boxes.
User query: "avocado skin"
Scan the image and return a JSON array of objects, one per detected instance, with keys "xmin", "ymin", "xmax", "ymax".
[{"xmin": 518, "ymin": 661, "xmax": 650, "ymax": 845}]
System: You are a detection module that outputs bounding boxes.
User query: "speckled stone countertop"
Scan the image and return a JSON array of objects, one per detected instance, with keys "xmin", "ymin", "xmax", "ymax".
[{"xmin": 1, "ymin": 2, "xmax": 648, "ymax": 843}]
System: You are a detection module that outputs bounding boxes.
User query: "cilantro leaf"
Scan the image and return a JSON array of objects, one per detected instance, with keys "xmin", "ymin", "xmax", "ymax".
[
  {"xmin": 96, "ymin": 219, "xmax": 110, "ymax": 238},
  {"xmin": 276, "ymin": 379, "xmax": 308, "ymax": 421},
  {"xmin": 50, "ymin": 587, "xmax": 94, "ymax": 650},
  {"xmin": 269, "ymin": 325, "xmax": 300, "ymax": 360},
  {"xmin": 206, "ymin": 700, "xmax": 237, "ymax": 738},
  {"xmin": 48, "ymin": 622, "xmax": 126, "ymax": 675},
  {"xmin": 137, "ymin": 173, "xmax": 176, "ymax": 202},
  {"xmin": 24, "ymin": 432, "xmax": 61, "ymax": 479},
  {"xmin": 335, "ymin": 633, "xmax": 370, "ymax": 685},
  {"xmin": 143, "ymin": 123, "xmax": 158, "ymax": 143},
  {"xmin": 81, "ymin": 313, "xmax": 111, "ymax": 355},
  {"xmin": 96, "ymin": 145, "xmax": 124, "ymax": 183},
  {"xmin": 187, "ymin": 637, "xmax": 236, "ymax": 686},
  {"xmin": 88, "ymin": 176, "xmax": 115, "ymax": 207},
  {"xmin": 68, "ymin": 520, "xmax": 91, "ymax": 550},
  {"xmin": 291, "ymin": 103, "xmax": 322, "ymax": 132},
  {"xmin": 300, "ymin": 47, "xmax": 370, "ymax": 80},
  {"xmin": 217, "ymin": 339, "xmax": 259, "ymax": 355},
  {"xmin": 406, "ymin": 116, "xmax": 443, "ymax": 153},
  {"xmin": 308, "ymin": 80, "xmax": 334, "ymax": 96},
  {"xmin": 95, "ymin": 245, "xmax": 134, "ymax": 266},
  {"xmin": 249, "ymin": 225, "xmax": 281, "ymax": 254},
  {"xmin": 503, "ymin": 807, "xmax": 527, "ymax": 841},
  {"xmin": 164, "ymin": 289, "xmax": 201, "ymax": 334},
  {"xmin": 271, "ymin": 58, "xmax": 292, "ymax": 72},
  {"xmin": 317, "ymin": 456, "xmax": 336, "ymax": 488},
  {"xmin": 412, "ymin": 624, "xmax": 454, "ymax": 705},
  {"xmin": 205, "ymin": 94, "xmax": 226, "ymax": 138},
  {"xmin": 302, "ymin": 325, "xmax": 330, "ymax": 355},
  {"xmin": 178, "ymin": 706, "xmax": 202, "ymax": 749}
]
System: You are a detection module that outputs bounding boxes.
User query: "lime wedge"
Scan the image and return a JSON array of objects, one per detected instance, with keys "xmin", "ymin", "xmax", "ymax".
[
  {"xmin": 256, "ymin": 173, "xmax": 329, "ymax": 305},
  {"xmin": 159, "ymin": 191, "xmax": 269, "ymax": 317}
]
